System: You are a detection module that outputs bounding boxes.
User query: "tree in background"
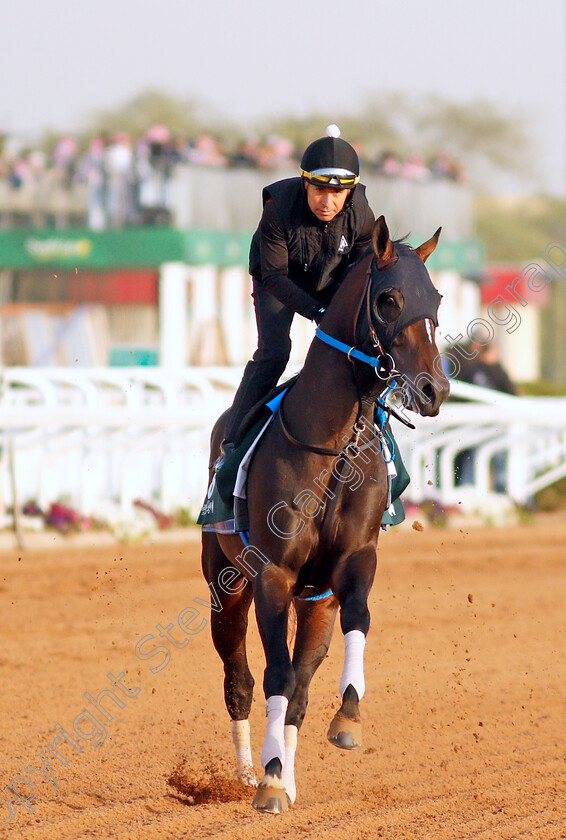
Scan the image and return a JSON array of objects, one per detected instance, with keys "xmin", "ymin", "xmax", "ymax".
[
  {"xmin": 85, "ymin": 89, "xmax": 227, "ymax": 145},
  {"xmin": 34, "ymin": 88, "xmax": 535, "ymax": 191},
  {"xmin": 262, "ymin": 92, "xmax": 534, "ymax": 188},
  {"xmin": 260, "ymin": 105, "xmax": 401, "ymax": 162},
  {"xmin": 81, "ymin": 88, "xmax": 531, "ymax": 169},
  {"xmin": 414, "ymin": 95, "xmax": 534, "ymax": 184}
]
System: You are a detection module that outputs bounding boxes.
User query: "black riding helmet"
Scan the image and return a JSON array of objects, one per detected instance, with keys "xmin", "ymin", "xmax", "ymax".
[{"xmin": 300, "ymin": 125, "xmax": 360, "ymax": 189}]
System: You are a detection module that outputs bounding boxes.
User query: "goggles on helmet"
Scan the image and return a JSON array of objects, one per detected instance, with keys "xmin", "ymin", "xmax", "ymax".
[{"xmin": 300, "ymin": 168, "xmax": 359, "ymax": 188}]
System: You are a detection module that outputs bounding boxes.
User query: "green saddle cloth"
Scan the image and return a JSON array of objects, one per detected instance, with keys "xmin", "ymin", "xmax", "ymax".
[
  {"xmin": 381, "ymin": 429, "xmax": 410, "ymax": 527},
  {"xmin": 197, "ymin": 414, "xmax": 270, "ymax": 527},
  {"xmin": 197, "ymin": 417, "xmax": 410, "ymax": 529}
]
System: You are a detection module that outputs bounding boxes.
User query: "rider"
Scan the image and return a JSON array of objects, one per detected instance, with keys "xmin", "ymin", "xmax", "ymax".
[{"xmin": 217, "ymin": 125, "xmax": 375, "ymax": 467}]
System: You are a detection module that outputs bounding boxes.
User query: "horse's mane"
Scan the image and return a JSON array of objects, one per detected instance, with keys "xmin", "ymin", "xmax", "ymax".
[{"xmin": 393, "ymin": 236, "xmax": 412, "ymax": 253}]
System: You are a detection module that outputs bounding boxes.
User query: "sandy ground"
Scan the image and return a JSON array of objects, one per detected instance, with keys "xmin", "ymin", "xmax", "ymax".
[{"xmin": 0, "ymin": 514, "xmax": 565, "ymax": 840}]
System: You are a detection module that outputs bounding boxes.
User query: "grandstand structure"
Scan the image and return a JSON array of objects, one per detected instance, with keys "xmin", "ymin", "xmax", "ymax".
[{"xmin": 0, "ymin": 165, "xmax": 490, "ymax": 367}]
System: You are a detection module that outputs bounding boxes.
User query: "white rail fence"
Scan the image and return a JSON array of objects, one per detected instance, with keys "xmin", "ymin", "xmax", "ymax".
[
  {"xmin": 394, "ymin": 381, "xmax": 566, "ymax": 508},
  {"xmin": 0, "ymin": 367, "xmax": 240, "ymax": 521},
  {"xmin": 1, "ymin": 368, "xmax": 566, "ymax": 523}
]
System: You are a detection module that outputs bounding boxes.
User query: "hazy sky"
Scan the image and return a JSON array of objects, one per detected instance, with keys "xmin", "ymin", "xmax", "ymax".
[{"xmin": 1, "ymin": 0, "xmax": 565, "ymax": 193}]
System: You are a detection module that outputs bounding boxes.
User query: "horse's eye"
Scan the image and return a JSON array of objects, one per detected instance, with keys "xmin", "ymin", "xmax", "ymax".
[{"xmin": 376, "ymin": 289, "xmax": 403, "ymax": 323}]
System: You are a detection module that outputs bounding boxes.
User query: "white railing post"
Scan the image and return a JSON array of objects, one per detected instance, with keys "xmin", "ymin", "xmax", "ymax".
[
  {"xmin": 506, "ymin": 422, "xmax": 531, "ymax": 504},
  {"xmin": 159, "ymin": 262, "xmax": 189, "ymax": 368}
]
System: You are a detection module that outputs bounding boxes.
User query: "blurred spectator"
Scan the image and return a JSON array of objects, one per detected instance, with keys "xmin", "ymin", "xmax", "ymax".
[
  {"xmin": 255, "ymin": 135, "xmax": 295, "ymax": 170},
  {"xmin": 401, "ymin": 152, "xmax": 429, "ymax": 180},
  {"xmin": 51, "ymin": 135, "xmax": 79, "ymax": 187},
  {"xmin": 430, "ymin": 149, "xmax": 466, "ymax": 183},
  {"xmin": 27, "ymin": 148, "xmax": 47, "ymax": 180},
  {"xmin": 456, "ymin": 341, "xmax": 517, "ymax": 395},
  {"xmin": 134, "ymin": 124, "xmax": 179, "ymax": 224},
  {"xmin": 374, "ymin": 150, "xmax": 402, "ymax": 177},
  {"xmin": 0, "ymin": 127, "xmax": 467, "ymax": 229},
  {"xmin": 230, "ymin": 137, "xmax": 262, "ymax": 168},
  {"xmin": 187, "ymin": 133, "xmax": 226, "ymax": 166},
  {"xmin": 7, "ymin": 155, "xmax": 28, "ymax": 188},
  {"xmin": 79, "ymin": 134, "xmax": 108, "ymax": 230},
  {"xmin": 104, "ymin": 133, "xmax": 134, "ymax": 228}
]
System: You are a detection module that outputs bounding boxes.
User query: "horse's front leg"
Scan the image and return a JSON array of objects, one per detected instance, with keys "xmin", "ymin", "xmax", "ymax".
[
  {"xmin": 328, "ymin": 544, "xmax": 377, "ymax": 749},
  {"xmin": 252, "ymin": 562, "xmax": 296, "ymax": 814},
  {"xmin": 282, "ymin": 593, "xmax": 339, "ymax": 803}
]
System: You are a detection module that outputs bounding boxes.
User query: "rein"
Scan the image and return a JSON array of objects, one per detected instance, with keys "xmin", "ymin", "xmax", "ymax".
[
  {"xmin": 315, "ymin": 328, "xmax": 397, "ymax": 380},
  {"xmin": 278, "ymin": 393, "xmax": 375, "ymax": 459}
]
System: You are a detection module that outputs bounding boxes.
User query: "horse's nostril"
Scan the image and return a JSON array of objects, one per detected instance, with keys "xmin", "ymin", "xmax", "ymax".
[{"xmin": 422, "ymin": 383, "xmax": 436, "ymax": 404}]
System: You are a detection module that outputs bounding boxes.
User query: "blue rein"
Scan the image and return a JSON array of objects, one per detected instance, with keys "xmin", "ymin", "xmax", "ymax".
[
  {"xmin": 315, "ymin": 327, "xmax": 384, "ymax": 369},
  {"xmin": 316, "ymin": 325, "xmax": 412, "ymax": 430}
]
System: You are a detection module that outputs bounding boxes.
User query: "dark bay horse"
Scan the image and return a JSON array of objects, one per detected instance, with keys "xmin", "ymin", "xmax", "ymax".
[{"xmin": 201, "ymin": 216, "xmax": 449, "ymax": 813}]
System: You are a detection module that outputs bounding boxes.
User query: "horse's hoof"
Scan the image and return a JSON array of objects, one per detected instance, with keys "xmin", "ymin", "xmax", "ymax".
[
  {"xmin": 327, "ymin": 713, "xmax": 362, "ymax": 749},
  {"xmin": 252, "ymin": 781, "xmax": 289, "ymax": 814}
]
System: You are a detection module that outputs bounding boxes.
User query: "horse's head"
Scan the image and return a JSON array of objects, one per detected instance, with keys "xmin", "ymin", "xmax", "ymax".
[{"xmin": 357, "ymin": 216, "xmax": 450, "ymax": 417}]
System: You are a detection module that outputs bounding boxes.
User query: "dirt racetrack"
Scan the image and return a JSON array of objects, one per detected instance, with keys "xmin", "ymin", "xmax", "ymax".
[{"xmin": 0, "ymin": 514, "xmax": 565, "ymax": 840}]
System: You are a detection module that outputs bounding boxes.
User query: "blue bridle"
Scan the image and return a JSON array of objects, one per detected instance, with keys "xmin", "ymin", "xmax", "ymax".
[
  {"xmin": 315, "ymin": 326, "xmax": 412, "ymax": 431},
  {"xmin": 316, "ymin": 327, "xmax": 385, "ymax": 370},
  {"xmin": 315, "ymin": 326, "xmax": 399, "ymax": 381}
]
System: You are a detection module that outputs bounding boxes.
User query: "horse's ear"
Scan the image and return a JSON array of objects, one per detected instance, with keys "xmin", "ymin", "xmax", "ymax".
[
  {"xmin": 372, "ymin": 216, "xmax": 395, "ymax": 261},
  {"xmin": 414, "ymin": 227, "xmax": 442, "ymax": 263}
]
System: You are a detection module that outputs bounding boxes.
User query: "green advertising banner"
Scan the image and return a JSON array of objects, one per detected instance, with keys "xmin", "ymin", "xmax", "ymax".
[
  {"xmin": 426, "ymin": 238, "xmax": 485, "ymax": 274},
  {"xmin": 0, "ymin": 228, "xmax": 251, "ymax": 270},
  {"xmin": 0, "ymin": 227, "xmax": 483, "ymax": 273}
]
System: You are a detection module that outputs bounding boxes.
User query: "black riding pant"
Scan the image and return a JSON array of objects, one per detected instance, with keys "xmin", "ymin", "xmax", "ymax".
[{"xmin": 224, "ymin": 281, "xmax": 295, "ymax": 442}]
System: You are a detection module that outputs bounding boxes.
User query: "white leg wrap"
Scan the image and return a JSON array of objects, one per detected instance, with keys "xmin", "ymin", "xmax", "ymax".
[
  {"xmin": 339, "ymin": 629, "xmax": 366, "ymax": 700},
  {"xmin": 280, "ymin": 724, "xmax": 298, "ymax": 804},
  {"xmin": 260, "ymin": 695, "xmax": 288, "ymax": 768},
  {"xmin": 231, "ymin": 719, "xmax": 256, "ymax": 784}
]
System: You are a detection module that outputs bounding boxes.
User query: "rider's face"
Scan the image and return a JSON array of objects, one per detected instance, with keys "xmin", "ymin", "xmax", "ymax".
[{"xmin": 305, "ymin": 183, "xmax": 350, "ymax": 221}]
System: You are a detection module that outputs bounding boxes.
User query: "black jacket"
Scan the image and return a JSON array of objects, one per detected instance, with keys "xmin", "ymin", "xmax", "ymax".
[{"xmin": 249, "ymin": 178, "xmax": 375, "ymax": 319}]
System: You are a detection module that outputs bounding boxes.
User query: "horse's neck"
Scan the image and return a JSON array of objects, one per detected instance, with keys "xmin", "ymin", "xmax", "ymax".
[
  {"xmin": 284, "ymin": 258, "xmax": 384, "ymax": 449},
  {"xmin": 286, "ymin": 345, "xmax": 360, "ymax": 444},
  {"xmin": 324, "ymin": 250, "xmax": 373, "ymax": 345}
]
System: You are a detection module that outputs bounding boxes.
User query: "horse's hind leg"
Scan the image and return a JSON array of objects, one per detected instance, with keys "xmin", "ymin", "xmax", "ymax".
[
  {"xmin": 201, "ymin": 533, "xmax": 256, "ymax": 785},
  {"xmin": 281, "ymin": 594, "xmax": 338, "ymax": 803}
]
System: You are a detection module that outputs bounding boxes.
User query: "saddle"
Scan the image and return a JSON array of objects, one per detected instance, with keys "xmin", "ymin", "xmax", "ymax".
[
  {"xmin": 197, "ymin": 380, "xmax": 410, "ymax": 534},
  {"xmin": 197, "ymin": 385, "xmax": 290, "ymax": 531}
]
